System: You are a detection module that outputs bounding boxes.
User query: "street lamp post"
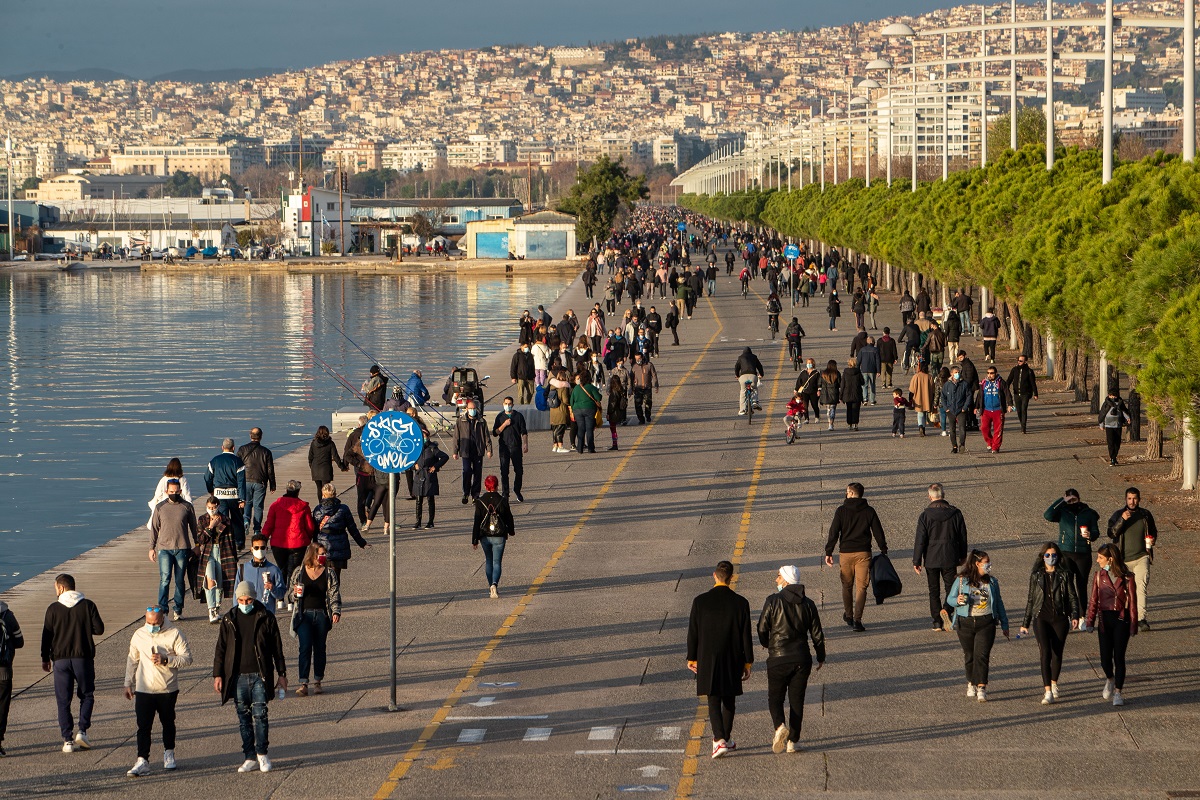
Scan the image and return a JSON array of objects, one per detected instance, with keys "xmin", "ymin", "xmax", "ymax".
[
  {"xmin": 1103, "ymin": 0, "xmax": 1114, "ymax": 183},
  {"xmin": 883, "ymin": 23, "xmax": 919, "ymax": 192},
  {"xmin": 1187, "ymin": 0, "xmax": 1196, "ymax": 163},
  {"xmin": 830, "ymin": 105, "xmax": 843, "ymax": 184},
  {"xmin": 1047, "ymin": 0, "xmax": 1056, "ymax": 169},
  {"xmin": 4, "ymin": 137, "xmax": 12, "ymax": 263},
  {"xmin": 1011, "ymin": 0, "xmax": 1019, "ymax": 151},
  {"xmin": 858, "ymin": 79, "xmax": 881, "ymax": 188},
  {"xmin": 867, "ymin": 60, "xmax": 894, "ymax": 185}
]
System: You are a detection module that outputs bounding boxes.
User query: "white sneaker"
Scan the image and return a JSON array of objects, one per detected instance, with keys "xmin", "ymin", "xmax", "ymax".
[
  {"xmin": 785, "ymin": 740, "xmax": 798, "ymax": 753},
  {"xmin": 62, "ymin": 740, "xmax": 75, "ymax": 753},
  {"xmin": 941, "ymin": 431, "xmax": 949, "ymax": 437},
  {"xmin": 1041, "ymin": 690, "xmax": 1053, "ymax": 705},
  {"xmin": 171, "ymin": 611, "xmax": 182, "ymax": 622},
  {"xmin": 489, "ymin": 585, "xmax": 498, "ymax": 599},
  {"xmin": 257, "ymin": 754, "xmax": 272, "ymax": 772},
  {"xmin": 1050, "ymin": 683, "xmax": 1060, "ymax": 700},
  {"xmin": 772, "ymin": 724, "xmax": 788, "ymax": 754},
  {"xmin": 73, "ymin": 731, "xmax": 91, "ymax": 750},
  {"xmin": 127, "ymin": 757, "xmax": 151, "ymax": 777},
  {"xmin": 1102, "ymin": 680, "xmax": 1114, "ymax": 700},
  {"xmin": 1112, "ymin": 691, "xmax": 1125, "ymax": 707},
  {"xmin": 208, "ymin": 607, "xmax": 219, "ymax": 623},
  {"xmin": 163, "ymin": 749, "xmax": 176, "ymax": 770},
  {"xmin": 976, "ymin": 686, "xmax": 987, "ymax": 703},
  {"xmin": 966, "ymin": 683, "xmax": 976, "ymax": 698},
  {"xmin": 237, "ymin": 758, "xmax": 258, "ymax": 773},
  {"xmin": 711, "ymin": 739, "xmax": 729, "ymax": 759}
]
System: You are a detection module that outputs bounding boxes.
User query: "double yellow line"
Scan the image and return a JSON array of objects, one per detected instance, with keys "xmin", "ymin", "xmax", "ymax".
[
  {"xmin": 374, "ymin": 297, "xmax": 726, "ymax": 799},
  {"xmin": 675, "ymin": 292, "xmax": 787, "ymax": 800}
]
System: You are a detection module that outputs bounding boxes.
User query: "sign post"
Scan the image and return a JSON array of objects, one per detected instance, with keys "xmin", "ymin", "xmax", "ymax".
[
  {"xmin": 360, "ymin": 411, "xmax": 425, "ymax": 711},
  {"xmin": 785, "ymin": 244, "xmax": 800, "ymax": 310}
]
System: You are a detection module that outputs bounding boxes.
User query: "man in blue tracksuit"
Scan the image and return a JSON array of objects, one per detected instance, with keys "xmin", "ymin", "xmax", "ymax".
[{"xmin": 206, "ymin": 439, "xmax": 247, "ymax": 550}]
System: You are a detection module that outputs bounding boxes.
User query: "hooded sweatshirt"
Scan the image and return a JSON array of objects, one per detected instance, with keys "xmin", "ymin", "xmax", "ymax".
[
  {"xmin": 124, "ymin": 617, "xmax": 194, "ymax": 693},
  {"xmin": 41, "ymin": 590, "xmax": 105, "ymax": 662}
]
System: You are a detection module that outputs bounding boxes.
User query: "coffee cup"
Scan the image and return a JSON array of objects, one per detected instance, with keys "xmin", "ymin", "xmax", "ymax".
[{"xmin": 294, "ymin": 584, "xmax": 305, "ymax": 599}]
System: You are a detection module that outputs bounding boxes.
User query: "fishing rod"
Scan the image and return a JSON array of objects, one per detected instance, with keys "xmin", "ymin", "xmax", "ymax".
[
  {"xmin": 310, "ymin": 350, "xmax": 371, "ymax": 405},
  {"xmin": 328, "ymin": 321, "xmax": 405, "ymax": 386}
]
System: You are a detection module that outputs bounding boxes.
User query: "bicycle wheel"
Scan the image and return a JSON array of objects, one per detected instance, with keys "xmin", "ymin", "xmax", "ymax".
[{"xmin": 785, "ymin": 425, "xmax": 795, "ymax": 444}]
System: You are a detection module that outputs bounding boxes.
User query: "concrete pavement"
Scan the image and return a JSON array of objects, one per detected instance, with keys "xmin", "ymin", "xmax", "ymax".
[{"xmin": 1, "ymin": 249, "xmax": 1196, "ymax": 800}]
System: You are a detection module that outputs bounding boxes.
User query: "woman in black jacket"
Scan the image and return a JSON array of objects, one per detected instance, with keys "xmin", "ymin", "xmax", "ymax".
[
  {"xmin": 818, "ymin": 360, "xmax": 842, "ymax": 430},
  {"xmin": 307, "ymin": 426, "xmax": 346, "ymax": 498},
  {"xmin": 472, "ymin": 475, "xmax": 515, "ymax": 599},
  {"xmin": 826, "ymin": 290, "xmax": 841, "ymax": 332},
  {"xmin": 841, "ymin": 357, "xmax": 865, "ymax": 431},
  {"xmin": 1019, "ymin": 543, "xmax": 1082, "ymax": 705}
]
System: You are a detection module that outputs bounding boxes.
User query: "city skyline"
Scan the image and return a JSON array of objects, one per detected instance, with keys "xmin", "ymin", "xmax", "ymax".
[{"xmin": 2, "ymin": 0, "xmax": 1090, "ymax": 79}]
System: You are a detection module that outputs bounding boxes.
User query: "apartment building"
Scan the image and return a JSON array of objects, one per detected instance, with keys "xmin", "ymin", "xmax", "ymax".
[
  {"xmin": 110, "ymin": 138, "xmax": 244, "ymax": 181},
  {"xmin": 380, "ymin": 141, "xmax": 448, "ymax": 171}
]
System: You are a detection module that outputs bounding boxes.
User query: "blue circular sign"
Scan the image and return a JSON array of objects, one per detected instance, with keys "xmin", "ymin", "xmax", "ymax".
[
  {"xmin": 784, "ymin": 244, "xmax": 800, "ymax": 260},
  {"xmin": 677, "ymin": 222, "xmax": 688, "ymax": 231},
  {"xmin": 361, "ymin": 411, "xmax": 425, "ymax": 473}
]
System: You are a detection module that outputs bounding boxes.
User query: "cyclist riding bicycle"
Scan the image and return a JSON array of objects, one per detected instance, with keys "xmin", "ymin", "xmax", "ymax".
[
  {"xmin": 785, "ymin": 317, "xmax": 806, "ymax": 366},
  {"xmin": 734, "ymin": 346, "xmax": 764, "ymax": 416},
  {"xmin": 766, "ymin": 293, "xmax": 783, "ymax": 336},
  {"xmin": 739, "ymin": 266, "xmax": 751, "ymax": 296},
  {"xmin": 784, "ymin": 390, "xmax": 807, "ymax": 433}
]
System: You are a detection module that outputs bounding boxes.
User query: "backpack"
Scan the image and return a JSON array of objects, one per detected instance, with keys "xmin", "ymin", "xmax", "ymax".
[
  {"xmin": 482, "ymin": 500, "xmax": 505, "ymax": 536},
  {"xmin": 534, "ymin": 384, "xmax": 549, "ymax": 412},
  {"xmin": 546, "ymin": 385, "xmax": 561, "ymax": 409}
]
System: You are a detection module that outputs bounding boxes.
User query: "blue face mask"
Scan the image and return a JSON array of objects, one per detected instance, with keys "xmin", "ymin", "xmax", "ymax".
[
  {"xmin": 982, "ymin": 563, "xmax": 992, "ymax": 575},
  {"xmin": 238, "ymin": 602, "xmax": 254, "ymax": 615},
  {"xmin": 1043, "ymin": 553, "xmax": 1058, "ymax": 566},
  {"xmin": 148, "ymin": 624, "xmax": 162, "ymax": 634}
]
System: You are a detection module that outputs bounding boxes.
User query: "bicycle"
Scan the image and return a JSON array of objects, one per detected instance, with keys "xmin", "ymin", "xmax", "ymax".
[
  {"xmin": 785, "ymin": 413, "xmax": 801, "ymax": 444},
  {"xmin": 740, "ymin": 377, "xmax": 761, "ymax": 425},
  {"xmin": 768, "ymin": 314, "xmax": 779, "ymax": 339},
  {"xmin": 741, "ymin": 280, "xmax": 749, "ymax": 299},
  {"xmin": 788, "ymin": 339, "xmax": 802, "ymax": 371}
]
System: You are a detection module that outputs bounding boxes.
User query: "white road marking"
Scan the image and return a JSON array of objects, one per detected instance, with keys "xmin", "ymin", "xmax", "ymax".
[
  {"xmin": 457, "ymin": 728, "xmax": 486, "ymax": 744},
  {"xmin": 479, "ymin": 681, "xmax": 519, "ymax": 688},
  {"xmin": 589, "ymin": 726, "xmax": 618, "ymax": 740},
  {"xmin": 637, "ymin": 765, "xmax": 668, "ymax": 778},
  {"xmin": 575, "ymin": 749, "xmax": 685, "ymax": 755},
  {"xmin": 445, "ymin": 715, "xmax": 549, "ymax": 720},
  {"xmin": 523, "ymin": 727, "xmax": 553, "ymax": 742},
  {"xmin": 654, "ymin": 727, "xmax": 680, "ymax": 740},
  {"xmin": 470, "ymin": 696, "xmax": 496, "ymax": 707}
]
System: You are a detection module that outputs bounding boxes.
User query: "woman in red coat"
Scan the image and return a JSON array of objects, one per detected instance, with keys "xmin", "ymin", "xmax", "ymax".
[{"xmin": 263, "ymin": 479, "xmax": 316, "ymax": 585}]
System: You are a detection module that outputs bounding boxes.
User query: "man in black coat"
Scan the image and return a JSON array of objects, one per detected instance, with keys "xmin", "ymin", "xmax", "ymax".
[
  {"xmin": 687, "ymin": 561, "xmax": 752, "ymax": 759},
  {"xmin": 1006, "ymin": 355, "xmax": 1039, "ymax": 434},
  {"xmin": 877, "ymin": 327, "xmax": 899, "ymax": 388},
  {"xmin": 644, "ymin": 307, "xmax": 663, "ymax": 356},
  {"xmin": 453, "ymin": 400, "xmax": 492, "ymax": 503},
  {"xmin": 824, "ymin": 483, "xmax": 889, "ymax": 631},
  {"xmin": 492, "ymin": 397, "xmax": 529, "ymax": 502},
  {"xmin": 956, "ymin": 351, "xmax": 981, "ymax": 430},
  {"xmin": 913, "ymin": 483, "xmax": 969, "ymax": 631}
]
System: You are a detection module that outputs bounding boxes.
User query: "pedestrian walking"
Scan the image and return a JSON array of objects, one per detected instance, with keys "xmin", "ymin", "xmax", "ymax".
[
  {"xmin": 857, "ymin": 337, "xmax": 880, "ymax": 404},
  {"xmin": 510, "ymin": 343, "xmax": 535, "ymax": 405},
  {"xmin": 979, "ymin": 309, "xmax": 1001, "ymax": 362},
  {"xmin": 207, "ymin": 438, "xmax": 248, "ymax": 550},
  {"xmin": 795, "ymin": 359, "xmax": 821, "ymax": 423},
  {"xmin": 472, "ymin": 476, "xmax": 515, "ymax": 599},
  {"xmin": 149, "ymin": 479, "xmax": 198, "ymax": 621},
  {"xmin": 41, "ymin": 574, "xmax": 104, "ymax": 753},
  {"xmin": 1097, "ymin": 390, "xmax": 1132, "ymax": 466},
  {"xmin": 307, "ymin": 426, "xmax": 347, "ymax": 501},
  {"xmin": 288, "ymin": 541, "xmax": 341, "ymax": 697},
  {"xmin": 628, "ymin": 351, "xmax": 659, "ymax": 424},
  {"xmin": 569, "ymin": 372, "xmax": 602, "ymax": 454},
  {"xmin": 345, "ymin": 416, "xmax": 375, "ymax": 524},
  {"xmin": 123, "ymin": 605, "xmax": 193, "ymax": 776},
  {"xmin": 236, "ymin": 428, "xmax": 276, "ymax": 537},
  {"xmin": 0, "ymin": 598, "xmax": 24, "ymax": 757},
  {"xmin": 665, "ymin": 305, "xmax": 680, "ymax": 346},
  {"xmin": 907, "ymin": 362, "xmax": 935, "ymax": 436},
  {"xmin": 313, "ymin": 485, "xmax": 371, "ymax": 578},
  {"xmin": 213, "ymin": 581, "xmax": 287, "ymax": 773},
  {"xmin": 687, "ymin": 561, "xmax": 753, "ymax": 759},
  {"xmin": 146, "ymin": 458, "xmax": 192, "ymax": 529},
  {"xmin": 978, "ymin": 365, "xmax": 1010, "ymax": 453},
  {"xmin": 826, "ymin": 290, "xmax": 841, "ymax": 331},
  {"xmin": 492, "ymin": 397, "xmax": 529, "ymax": 502},
  {"xmin": 1086, "ymin": 544, "xmax": 1138, "ymax": 705},
  {"xmin": 1043, "ymin": 488, "xmax": 1100, "ymax": 608},
  {"xmin": 946, "ymin": 550, "xmax": 1010, "ymax": 702},
  {"xmin": 236, "ymin": 533, "xmax": 287, "ymax": 613},
  {"xmin": 453, "ymin": 399, "xmax": 492, "ymax": 502},
  {"xmin": 1106, "ymin": 487, "xmax": 1156, "ymax": 628},
  {"xmin": 412, "ymin": 439, "xmax": 449, "ymax": 529},
  {"xmin": 1018, "ymin": 543, "xmax": 1082, "ymax": 705},
  {"xmin": 878, "ymin": 328, "xmax": 898, "ymax": 388},
  {"xmin": 263, "ymin": 480, "xmax": 316, "ymax": 589},
  {"xmin": 891, "ymin": 388, "xmax": 912, "ymax": 437},
  {"xmin": 606, "ymin": 374, "xmax": 628, "ymax": 451},
  {"xmin": 841, "ymin": 358, "xmax": 864, "ymax": 431},
  {"xmin": 818, "ymin": 360, "xmax": 842, "ymax": 430},
  {"xmin": 1006, "ymin": 356, "xmax": 1039, "ymax": 434},
  {"xmin": 548, "ymin": 369, "xmax": 573, "ymax": 454},
  {"xmin": 197, "ymin": 496, "xmax": 238, "ymax": 623},
  {"xmin": 940, "ymin": 366, "xmax": 972, "ymax": 452},
  {"xmin": 824, "ymin": 483, "xmax": 889, "ymax": 632},
  {"xmin": 757, "ymin": 565, "xmax": 824, "ymax": 754},
  {"xmin": 913, "ymin": 483, "xmax": 968, "ymax": 631}
]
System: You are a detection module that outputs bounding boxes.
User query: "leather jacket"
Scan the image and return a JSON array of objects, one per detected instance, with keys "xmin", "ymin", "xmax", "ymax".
[
  {"xmin": 1021, "ymin": 562, "xmax": 1082, "ymax": 628},
  {"xmin": 756, "ymin": 584, "xmax": 826, "ymax": 662}
]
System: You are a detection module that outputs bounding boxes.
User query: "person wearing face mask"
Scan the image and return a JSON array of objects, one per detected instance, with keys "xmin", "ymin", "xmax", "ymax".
[
  {"xmin": 1086, "ymin": 544, "xmax": 1138, "ymax": 706},
  {"xmin": 531, "ymin": 338, "xmax": 553, "ymax": 388},
  {"xmin": 756, "ymin": 566, "xmax": 825, "ymax": 755},
  {"xmin": 288, "ymin": 542, "xmax": 341, "ymax": 697},
  {"xmin": 197, "ymin": 497, "xmax": 238, "ymax": 624},
  {"xmin": 1019, "ymin": 543, "xmax": 1082, "ymax": 705},
  {"xmin": 452, "ymin": 399, "xmax": 493, "ymax": 503},
  {"xmin": 509, "ymin": 342, "xmax": 535, "ymax": 405},
  {"xmin": 569, "ymin": 371, "xmax": 603, "ymax": 454},
  {"xmin": 1044, "ymin": 488, "xmax": 1100, "ymax": 608},
  {"xmin": 123, "ymin": 605, "xmax": 193, "ymax": 776},
  {"xmin": 628, "ymin": 352, "xmax": 659, "ymax": 425},
  {"xmin": 213, "ymin": 581, "xmax": 287, "ymax": 774},
  {"xmin": 795, "ymin": 359, "xmax": 821, "ymax": 424},
  {"xmin": 946, "ymin": 550, "xmax": 1010, "ymax": 702},
  {"xmin": 41, "ymin": 574, "xmax": 104, "ymax": 753},
  {"xmin": 492, "ymin": 397, "xmax": 529, "ymax": 502},
  {"xmin": 149, "ymin": 479, "xmax": 199, "ymax": 622},
  {"xmin": 263, "ymin": 480, "xmax": 316, "ymax": 593},
  {"xmin": 940, "ymin": 366, "xmax": 973, "ymax": 453},
  {"xmin": 237, "ymin": 534, "xmax": 286, "ymax": 614}
]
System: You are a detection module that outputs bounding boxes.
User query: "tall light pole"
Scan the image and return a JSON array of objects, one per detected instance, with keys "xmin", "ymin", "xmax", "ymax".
[
  {"xmin": 1186, "ymin": 0, "xmax": 1195, "ymax": 162},
  {"xmin": 1011, "ymin": 0, "xmax": 1019, "ymax": 151},
  {"xmin": 943, "ymin": 34, "xmax": 950, "ymax": 180},
  {"xmin": 867, "ymin": 60, "xmax": 894, "ymax": 186},
  {"xmin": 858, "ymin": 79, "xmax": 881, "ymax": 188},
  {"xmin": 1103, "ymin": 0, "xmax": 1114, "ymax": 183},
  {"xmin": 981, "ymin": 5, "xmax": 989, "ymax": 168},
  {"xmin": 884, "ymin": 23, "xmax": 919, "ymax": 192},
  {"xmin": 1046, "ymin": 0, "xmax": 1056, "ymax": 169},
  {"xmin": 4, "ymin": 137, "xmax": 12, "ymax": 263},
  {"xmin": 830, "ymin": 105, "xmax": 843, "ymax": 184}
]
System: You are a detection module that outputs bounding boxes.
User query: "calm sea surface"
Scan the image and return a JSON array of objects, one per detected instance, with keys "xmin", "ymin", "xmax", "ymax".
[{"xmin": 0, "ymin": 269, "xmax": 572, "ymax": 592}]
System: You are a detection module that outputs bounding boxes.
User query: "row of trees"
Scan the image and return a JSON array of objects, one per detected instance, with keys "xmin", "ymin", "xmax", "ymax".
[{"xmin": 680, "ymin": 145, "xmax": 1200, "ymax": 456}]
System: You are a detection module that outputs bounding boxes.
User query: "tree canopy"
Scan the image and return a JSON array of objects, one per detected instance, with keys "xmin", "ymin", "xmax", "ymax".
[{"xmin": 556, "ymin": 156, "xmax": 648, "ymax": 246}]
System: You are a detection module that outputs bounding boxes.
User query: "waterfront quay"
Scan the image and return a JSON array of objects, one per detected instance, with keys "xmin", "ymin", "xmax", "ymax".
[{"xmin": 1, "ymin": 252, "xmax": 1195, "ymax": 799}]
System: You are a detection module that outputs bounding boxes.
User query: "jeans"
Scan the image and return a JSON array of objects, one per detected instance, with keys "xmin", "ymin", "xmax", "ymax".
[
  {"xmin": 53, "ymin": 658, "xmax": 95, "ymax": 741},
  {"xmin": 956, "ymin": 614, "xmax": 997, "ymax": 686},
  {"xmin": 707, "ymin": 279, "xmax": 716, "ymax": 295},
  {"xmin": 272, "ymin": 545, "xmax": 305, "ymax": 594},
  {"xmin": 575, "ymin": 411, "xmax": 596, "ymax": 453},
  {"xmin": 206, "ymin": 549, "xmax": 224, "ymax": 609},
  {"xmin": 826, "ymin": 404, "xmax": 838, "ymax": 426},
  {"xmin": 767, "ymin": 659, "xmax": 811, "ymax": 741},
  {"xmin": 891, "ymin": 409, "xmax": 906, "ymax": 435},
  {"xmin": 217, "ymin": 498, "xmax": 246, "ymax": 550},
  {"xmin": 983, "ymin": 339, "xmax": 997, "ymax": 361},
  {"xmin": 917, "ymin": 411, "xmax": 929, "ymax": 430},
  {"xmin": 1033, "ymin": 615, "xmax": 1070, "ymax": 686},
  {"xmin": 354, "ymin": 475, "xmax": 375, "ymax": 523},
  {"xmin": 296, "ymin": 609, "xmax": 330, "ymax": 682},
  {"xmin": 925, "ymin": 567, "xmax": 956, "ymax": 625},
  {"xmin": 707, "ymin": 695, "xmax": 736, "ymax": 742},
  {"xmin": 862, "ymin": 374, "xmax": 877, "ymax": 404},
  {"xmin": 234, "ymin": 673, "xmax": 270, "ymax": 758},
  {"xmin": 244, "ymin": 482, "xmax": 267, "ymax": 534},
  {"xmin": 498, "ymin": 445, "xmax": 523, "ymax": 496},
  {"xmin": 157, "ymin": 548, "xmax": 189, "ymax": 615},
  {"xmin": 959, "ymin": 310, "xmax": 972, "ymax": 336},
  {"xmin": 481, "ymin": 535, "xmax": 506, "ymax": 587},
  {"xmin": 461, "ymin": 456, "xmax": 483, "ymax": 498},
  {"xmin": 839, "ymin": 551, "xmax": 870, "ymax": 622},
  {"xmin": 828, "ymin": 316, "xmax": 838, "ymax": 331},
  {"xmin": 135, "ymin": 691, "xmax": 177, "ymax": 759},
  {"xmin": 1128, "ymin": 556, "xmax": 1149, "ymax": 621},
  {"xmin": 1098, "ymin": 610, "xmax": 1131, "ymax": 689}
]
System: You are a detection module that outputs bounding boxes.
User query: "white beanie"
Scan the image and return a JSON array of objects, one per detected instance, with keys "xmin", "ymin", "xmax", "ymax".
[{"xmin": 778, "ymin": 565, "xmax": 801, "ymax": 586}]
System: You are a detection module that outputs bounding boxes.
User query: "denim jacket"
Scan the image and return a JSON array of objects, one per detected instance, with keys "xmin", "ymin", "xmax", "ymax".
[{"xmin": 946, "ymin": 575, "xmax": 1009, "ymax": 629}]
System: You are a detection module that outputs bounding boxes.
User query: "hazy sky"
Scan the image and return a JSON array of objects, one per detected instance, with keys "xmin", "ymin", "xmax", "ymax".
[{"xmin": 3, "ymin": 0, "xmax": 1004, "ymax": 78}]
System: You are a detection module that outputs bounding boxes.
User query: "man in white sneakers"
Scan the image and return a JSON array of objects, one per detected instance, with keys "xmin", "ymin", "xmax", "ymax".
[{"xmin": 124, "ymin": 605, "xmax": 193, "ymax": 776}]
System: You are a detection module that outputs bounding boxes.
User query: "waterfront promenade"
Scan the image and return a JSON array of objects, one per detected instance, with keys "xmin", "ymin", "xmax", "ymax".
[{"xmin": 1, "ymin": 254, "xmax": 1196, "ymax": 799}]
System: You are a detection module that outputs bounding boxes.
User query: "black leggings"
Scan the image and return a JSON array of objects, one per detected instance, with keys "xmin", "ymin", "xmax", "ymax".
[
  {"xmin": 366, "ymin": 483, "xmax": 394, "ymax": 522},
  {"xmin": 1105, "ymin": 427, "xmax": 1122, "ymax": 462},
  {"xmin": 271, "ymin": 545, "xmax": 305, "ymax": 586},
  {"xmin": 1098, "ymin": 610, "xmax": 1132, "ymax": 689},
  {"xmin": 707, "ymin": 695, "xmax": 736, "ymax": 743},
  {"xmin": 1033, "ymin": 615, "xmax": 1070, "ymax": 686}
]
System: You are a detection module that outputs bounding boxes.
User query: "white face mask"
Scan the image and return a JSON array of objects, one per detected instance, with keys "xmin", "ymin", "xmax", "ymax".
[
  {"xmin": 503, "ymin": 404, "xmax": 513, "ymax": 412},
  {"xmin": 251, "ymin": 548, "xmax": 266, "ymax": 561}
]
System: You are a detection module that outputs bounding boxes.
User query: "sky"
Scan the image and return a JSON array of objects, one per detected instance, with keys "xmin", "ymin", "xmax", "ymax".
[{"xmin": 3, "ymin": 0, "xmax": 995, "ymax": 79}]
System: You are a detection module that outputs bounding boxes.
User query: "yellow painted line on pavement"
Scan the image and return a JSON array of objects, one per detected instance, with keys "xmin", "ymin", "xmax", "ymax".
[
  {"xmin": 375, "ymin": 296, "xmax": 726, "ymax": 799},
  {"xmin": 675, "ymin": 294, "xmax": 787, "ymax": 800}
]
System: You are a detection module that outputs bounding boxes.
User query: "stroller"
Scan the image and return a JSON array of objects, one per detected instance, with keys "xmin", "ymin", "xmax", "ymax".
[{"xmin": 441, "ymin": 367, "xmax": 487, "ymax": 417}]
